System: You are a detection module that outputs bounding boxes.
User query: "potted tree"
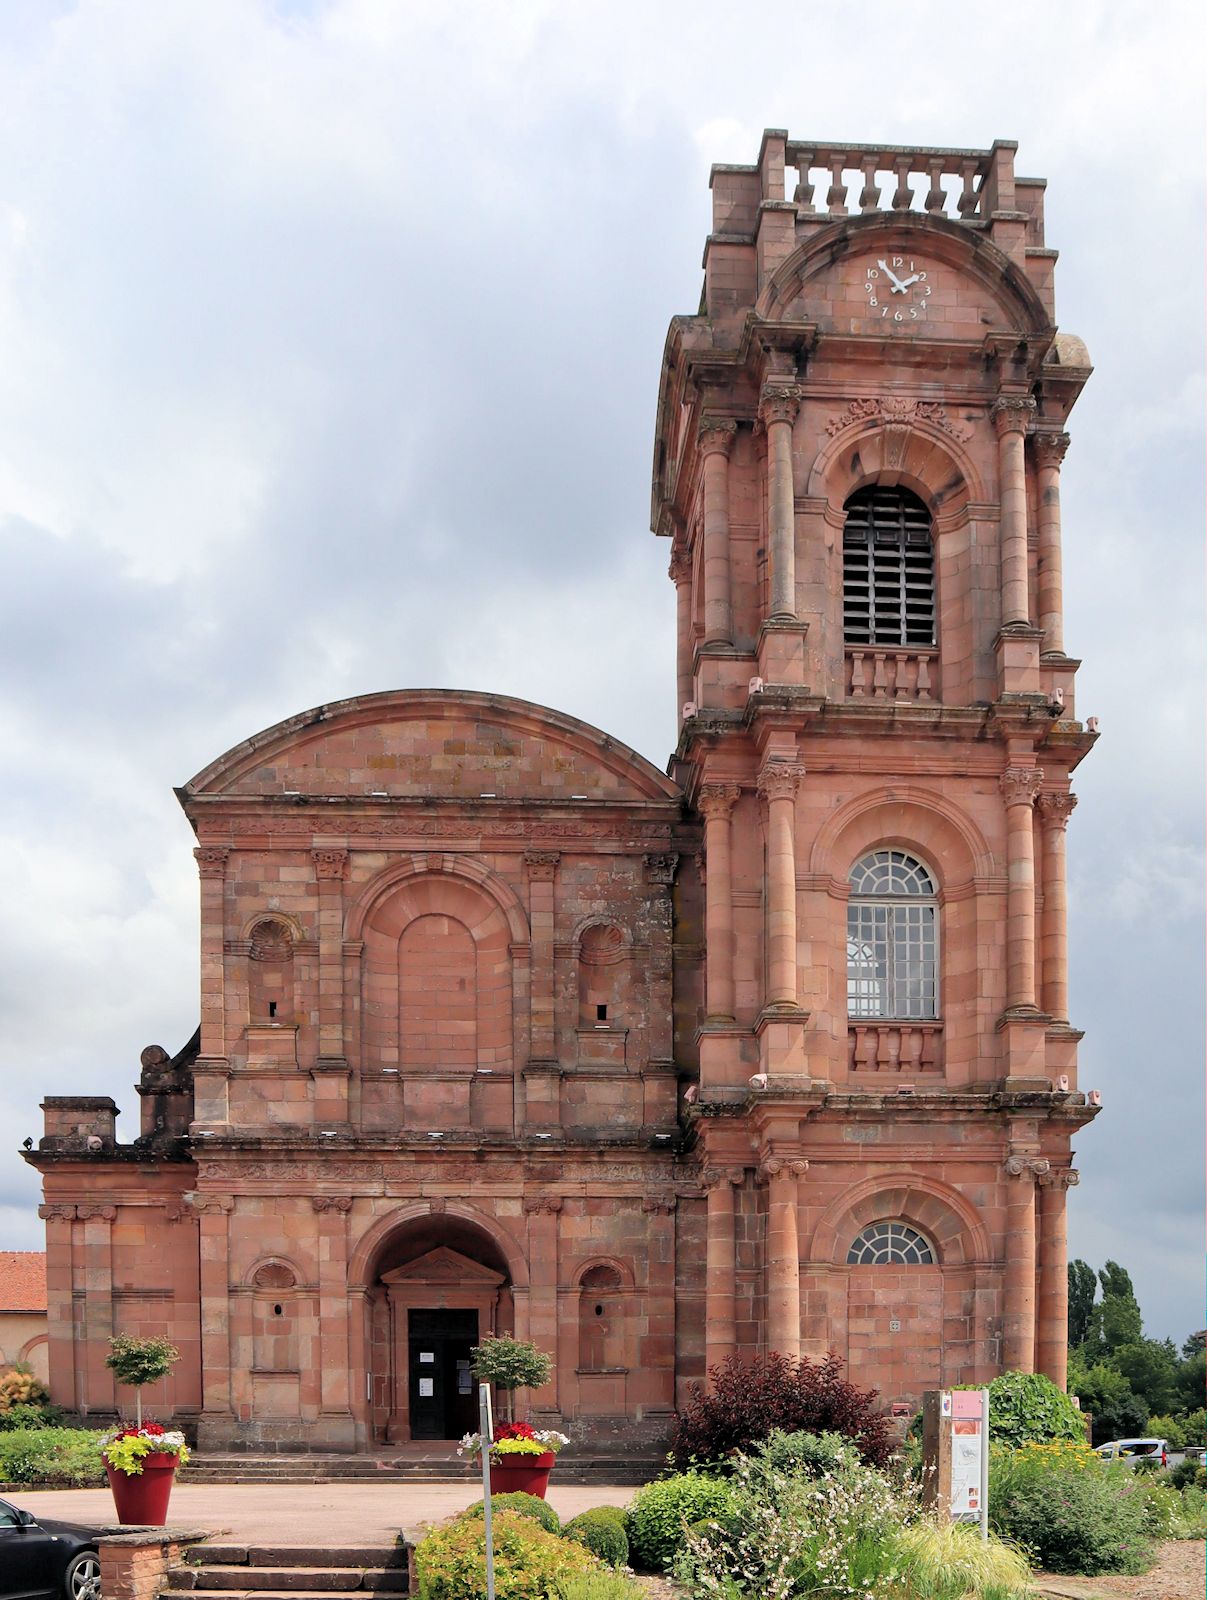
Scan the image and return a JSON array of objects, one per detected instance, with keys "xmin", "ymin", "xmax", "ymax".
[
  {"xmin": 99, "ymin": 1335, "xmax": 188, "ymax": 1525},
  {"xmin": 458, "ymin": 1336, "xmax": 567, "ymax": 1498}
]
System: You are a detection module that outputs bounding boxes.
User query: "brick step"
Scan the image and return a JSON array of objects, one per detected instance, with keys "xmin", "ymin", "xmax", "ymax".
[
  {"xmin": 170, "ymin": 1569, "xmax": 407, "ymax": 1592},
  {"xmin": 187, "ymin": 1549, "xmax": 409, "ymax": 1570},
  {"xmin": 172, "ymin": 1591, "xmax": 397, "ymax": 1600},
  {"xmin": 181, "ymin": 1456, "xmax": 656, "ymax": 1485}
]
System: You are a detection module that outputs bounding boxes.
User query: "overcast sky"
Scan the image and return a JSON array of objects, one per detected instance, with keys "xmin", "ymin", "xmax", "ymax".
[{"xmin": 0, "ymin": 0, "xmax": 1202, "ymax": 1345}]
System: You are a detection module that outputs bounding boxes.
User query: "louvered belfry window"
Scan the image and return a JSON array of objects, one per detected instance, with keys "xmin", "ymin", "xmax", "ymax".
[{"xmin": 843, "ymin": 486, "xmax": 935, "ymax": 646}]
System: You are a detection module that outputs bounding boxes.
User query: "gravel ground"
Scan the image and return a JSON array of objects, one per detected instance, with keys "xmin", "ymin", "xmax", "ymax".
[{"xmin": 1034, "ymin": 1540, "xmax": 1206, "ymax": 1600}]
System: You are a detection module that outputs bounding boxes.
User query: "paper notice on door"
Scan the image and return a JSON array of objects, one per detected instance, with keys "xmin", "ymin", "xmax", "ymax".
[
  {"xmin": 420, "ymin": 1351, "xmax": 435, "ymax": 1363},
  {"xmin": 418, "ymin": 1377, "xmax": 434, "ymax": 1397}
]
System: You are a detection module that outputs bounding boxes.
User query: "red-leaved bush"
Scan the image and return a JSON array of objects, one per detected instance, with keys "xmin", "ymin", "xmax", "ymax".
[{"xmin": 670, "ymin": 1351, "xmax": 894, "ymax": 1468}]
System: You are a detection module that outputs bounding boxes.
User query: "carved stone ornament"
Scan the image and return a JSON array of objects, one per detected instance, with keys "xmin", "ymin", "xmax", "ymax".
[
  {"xmin": 140, "ymin": 1045, "xmax": 170, "ymax": 1070},
  {"xmin": 312, "ymin": 1195, "xmax": 354, "ymax": 1214},
  {"xmin": 757, "ymin": 763, "xmax": 806, "ymax": 803},
  {"xmin": 1032, "ymin": 430, "xmax": 1071, "ymax": 469},
  {"xmin": 999, "ymin": 767, "xmax": 1043, "ymax": 808},
  {"xmin": 523, "ymin": 1195, "xmax": 563, "ymax": 1215},
  {"xmin": 1003, "ymin": 1154, "xmax": 1051, "ymax": 1179},
  {"xmin": 825, "ymin": 396, "xmax": 974, "ymax": 445},
  {"xmin": 38, "ymin": 1204, "xmax": 77, "ymax": 1221},
  {"xmin": 1038, "ymin": 1167, "xmax": 1080, "ymax": 1189},
  {"xmin": 312, "ymin": 849, "xmax": 349, "ymax": 881},
  {"xmin": 194, "ymin": 846, "xmax": 231, "ymax": 878},
  {"xmin": 186, "ymin": 1193, "xmax": 235, "ymax": 1215},
  {"xmin": 524, "ymin": 851, "xmax": 561, "ymax": 881},
  {"xmin": 702, "ymin": 1167, "xmax": 744, "ymax": 1190},
  {"xmin": 759, "ymin": 384, "xmax": 804, "ymax": 427},
  {"xmin": 698, "ymin": 783, "xmax": 741, "ymax": 821},
  {"xmin": 991, "ymin": 395, "xmax": 1038, "ymax": 438},
  {"xmin": 1038, "ymin": 791, "xmax": 1078, "ymax": 830},
  {"xmin": 668, "ymin": 547, "xmax": 692, "ymax": 584},
  {"xmin": 642, "ymin": 1195, "xmax": 678, "ymax": 1214},
  {"xmin": 77, "ymin": 1205, "xmax": 117, "ymax": 1222},
  {"xmin": 697, "ymin": 416, "xmax": 738, "ymax": 456},
  {"xmin": 643, "ymin": 852, "xmax": 679, "ymax": 886},
  {"xmin": 758, "ymin": 1157, "xmax": 808, "ymax": 1183}
]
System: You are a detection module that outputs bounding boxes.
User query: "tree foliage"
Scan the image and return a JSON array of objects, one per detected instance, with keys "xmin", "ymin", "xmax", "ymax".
[
  {"xmin": 1097, "ymin": 1260, "xmax": 1143, "ymax": 1353},
  {"xmin": 1067, "ymin": 1259, "xmax": 1098, "ymax": 1348},
  {"xmin": 982, "ymin": 1371, "xmax": 1086, "ymax": 1448}
]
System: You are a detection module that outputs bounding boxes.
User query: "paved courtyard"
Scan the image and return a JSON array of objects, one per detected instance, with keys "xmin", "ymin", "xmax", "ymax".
[{"xmin": 9, "ymin": 1480, "xmax": 636, "ymax": 1543}]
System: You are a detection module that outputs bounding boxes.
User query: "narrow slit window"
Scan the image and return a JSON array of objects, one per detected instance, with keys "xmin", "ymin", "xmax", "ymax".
[{"xmin": 843, "ymin": 486, "xmax": 935, "ymax": 646}]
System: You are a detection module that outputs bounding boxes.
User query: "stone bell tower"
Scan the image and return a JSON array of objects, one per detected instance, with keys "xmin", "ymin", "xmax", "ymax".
[{"xmin": 654, "ymin": 135, "xmax": 1098, "ymax": 1400}]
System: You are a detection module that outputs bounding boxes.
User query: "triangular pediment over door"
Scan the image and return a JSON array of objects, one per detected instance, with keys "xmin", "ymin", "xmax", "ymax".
[{"xmin": 380, "ymin": 1246, "xmax": 507, "ymax": 1290}]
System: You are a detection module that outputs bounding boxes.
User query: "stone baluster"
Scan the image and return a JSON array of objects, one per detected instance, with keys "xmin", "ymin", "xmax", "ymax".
[
  {"xmin": 1033, "ymin": 431, "xmax": 1071, "ymax": 656},
  {"xmin": 1037, "ymin": 793, "xmax": 1077, "ymax": 1023},
  {"xmin": 703, "ymin": 1169, "xmax": 743, "ymax": 1377},
  {"xmin": 1037, "ymin": 1169, "xmax": 1079, "ymax": 1390},
  {"xmin": 891, "ymin": 156, "xmax": 913, "ymax": 210},
  {"xmin": 1002, "ymin": 1155, "xmax": 1048, "ymax": 1372},
  {"xmin": 699, "ymin": 419, "xmax": 737, "ymax": 646},
  {"xmin": 858, "ymin": 158, "xmax": 880, "ymax": 212},
  {"xmin": 924, "ymin": 160, "xmax": 946, "ymax": 214},
  {"xmin": 757, "ymin": 764, "xmax": 805, "ymax": 1008},
  {"xmin": 826, "ymin": 158, "xmax": 848, "ymax": 216},
  {"xmin": 759, "ymin": 387, "xmax": 802, "ymax": 621},
  {"xmin": 669, "ymin": 548, "xmax": 693, "ymax": 720},
  {"xmin": 699, "ymin": 785, "xmax": 740, "ymax": 1020},
  {"xmin": 761, "ymin": 1158, "xmax": 808, "ymax": 1359},
  {"xmin": 957, "ymin": 159, "xmax": 980, "ymax": 217},
  {"xmin": 1000, "ymin": 767, "xmax": 1043, "ymax": 1012},
  {"xmin": 992, "ymin": 397, "xmax": 1038, "ymax": 627}
]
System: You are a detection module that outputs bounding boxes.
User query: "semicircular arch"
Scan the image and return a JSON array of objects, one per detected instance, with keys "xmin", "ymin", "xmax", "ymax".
[
  {"xmin": 348, "ymin": 1200, "xmax": 529, "ymax": 1292},
  {"xmin": 346, "ymin": 854, "xmax": 530, "ymax": 946},
  {"xmin": 809, "ymin": 786, "xmax": 996, "ymax": 886},
  {"xmin": 807, "ymin": 416, "xmax": 987, "ymax": 516},
  {"xmin": 809, "ymin": 1173, "xmax": 991, "ymax": 1267},
  {"xmin": 242, "ymin": 1253, "xmax": 309, "ymax": 1290}
]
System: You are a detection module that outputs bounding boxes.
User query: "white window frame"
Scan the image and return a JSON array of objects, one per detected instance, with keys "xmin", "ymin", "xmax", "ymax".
[{"xmin": 846, "ymin": 849, "xmax": 940, "ymax": 1021}]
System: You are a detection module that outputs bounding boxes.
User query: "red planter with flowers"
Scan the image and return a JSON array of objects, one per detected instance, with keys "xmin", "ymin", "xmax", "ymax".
[
  {"xmin": 104, "ymin": 1452, "xmax": 179, "ymax": 1525},
  {"xmin": 488, "ymin": 1449, "xmax": 556, "ymax": 1498}
]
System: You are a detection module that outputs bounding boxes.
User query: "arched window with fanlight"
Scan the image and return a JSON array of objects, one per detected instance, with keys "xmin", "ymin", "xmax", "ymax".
[
  {"xmin": 846, "ymin": 850, "xmax": 938, "ymax": 1020},
  {"xmin": 847, "ymin": 1221, "xmax": 935, "ymax": 1266},
  {"xmin": 842, "ymin": 486, "xmax": 935, "ymax": 646}
]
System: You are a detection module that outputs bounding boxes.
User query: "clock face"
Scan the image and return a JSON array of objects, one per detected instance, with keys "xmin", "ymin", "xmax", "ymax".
[{"xmin": 862, "ymin": 254, "xmax": 934, "ymax": 324}]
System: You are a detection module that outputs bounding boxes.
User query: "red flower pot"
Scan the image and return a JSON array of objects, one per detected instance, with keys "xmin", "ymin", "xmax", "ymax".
[
  {"xmin": 487, "ymin": 1450, "xmax": 555, "ymax": 1499},
  {"xmin": 104, "ymin": 1453, "xmax": 179, "ymax": 1525}
]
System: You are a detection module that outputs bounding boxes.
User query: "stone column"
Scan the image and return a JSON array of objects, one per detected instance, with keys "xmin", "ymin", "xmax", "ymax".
[
  {"xmin": 1002, "ymin": 1155, "xmax": 1047, "ymax": 1373},
  {"xmin": 313, "ymin": 1196, "xmax": 354, "ymax": 1424},
  {"xmin": 1038, "ymin": 792, "xmax": 1077, "ymax": 1023},
  {"xmin": 1000, "ymin": 767, "xmax": 1043, "ymax": 1012},
  {"xmin": 992, "ymin": 396, "xmax": 1037, "ymax": 627},
  {"xmin": 699, "ymin": 785, "xmax": 740, "ymax": 1020},
  {"xmin": 703, "ymin": 1169, "xmax": 743, "ymax": 1378},
  {"xmin": 524, "ymin": 1197, "xmax": 562, "ymax": 1413},
  {"xmin": 38, "ymin": 1205, "xmax": 77, "ymax": 1413},
  {"xmin": 193, "ymin": 847, "xmax": 231, "ymax": 1123},
  {"xmin": 78, "ymin": 1204, "xmax": 116, "ymax": 1413},
  {"xmin": 1037, "ymin": 1169, "xmax": 1079, "ymax": 1389},
  {"xmin": 641, "ymin": 1196, "xmax": 678, "ymax": 1412},
  {"xmin": 190, "ymin": 1193, "xmax": 235, "ymax": 1426},
  {"xmin": 699, "ymin": 418, "xmax": 737, "ymax": 645},
  {"xmin": 670, "ymin": 548, "xmax": 693, "ymax": 719},
  {"xmin": 1033, "ymin": 431, "xmax": 1070, "ymax": 656},
  {"xmin": 762, "ymin": 1158, "xmax": 806, "ymax": 1360},
  {"xmin": 758, "ymin": 764, "xmax": 805, "ymax": 1008},
  {"xmin": 760, "ymin": 386, "xmax": 802, "ymax": 621},
  {"xmin": 525, "ymin": 853, "xmax": 560, "ymax": 1062}
]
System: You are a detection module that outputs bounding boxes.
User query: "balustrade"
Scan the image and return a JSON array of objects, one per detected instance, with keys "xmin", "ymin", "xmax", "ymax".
[
  {"xmin": 845, "ymin": 647, "xmax": 938, "ymax": 702},
  {"xmin": 848, "ymin": 1021, "xmax": 943, "ymax": 1074},
  {"xmin": 781, "ymin": 140, "xmax": 1011, "ymax": 222}
]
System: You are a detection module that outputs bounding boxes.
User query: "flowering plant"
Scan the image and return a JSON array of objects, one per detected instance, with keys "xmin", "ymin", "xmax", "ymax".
[
  {"xmin": 456, "ymin": 1421, "xmax": 570, "ymax": 1461},
  {"xmin": 98, "ymin": 1422, "xmax": 190, "ymax": 1476}
]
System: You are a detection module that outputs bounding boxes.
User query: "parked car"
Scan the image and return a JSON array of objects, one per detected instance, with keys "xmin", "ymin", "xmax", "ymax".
[
  {"xmin": 0, "ymin": 1499, "xmax": 100, "ymax": 1600},
  {"xmin": 1095, "ymin": 1437, "xmax": 1169, "ymax": 1467}
]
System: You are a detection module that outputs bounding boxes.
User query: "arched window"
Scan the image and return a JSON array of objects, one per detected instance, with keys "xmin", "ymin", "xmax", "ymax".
[
  {"xmin": 847, "ymin": 1221, "xmax": 935, "ymax": 1266},
  {"xmin": 842, "ymin": 486, "xmax": 935, "ymax": 646},
  {"xmin": 847, "ymin": 850, "xmax": 938, "ymax": 1019}
]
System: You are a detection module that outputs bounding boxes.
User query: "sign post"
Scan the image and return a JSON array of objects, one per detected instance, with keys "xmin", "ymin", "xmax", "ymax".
[
  {"xmin": 479, "ymin": 1382, "xmax": 495, "ymax": 1600},
  {"xmin": 922, "ymin": 1388, "xmax": 990, "ymax": 1540}
]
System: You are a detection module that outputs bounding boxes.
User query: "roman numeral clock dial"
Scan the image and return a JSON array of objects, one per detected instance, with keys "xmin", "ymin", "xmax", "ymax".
[{"xmin": 862, "ymin": 254, "xmax": 934, "ymax": 323}]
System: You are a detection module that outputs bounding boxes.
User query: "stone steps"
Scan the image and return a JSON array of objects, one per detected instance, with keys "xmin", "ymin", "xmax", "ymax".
[
  {"xmin": 165, "ymin": 1545, "xmax": 414, "ymax": 1600},
  {"xmin": 181, "ymin": 1453, "xmax": 657, "ymax": 1485}
]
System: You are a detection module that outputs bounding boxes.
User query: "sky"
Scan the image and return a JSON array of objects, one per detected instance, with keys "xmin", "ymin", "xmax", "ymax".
[{"xmin": 0, "ymin": 0, "xmax": 1203, "ymax": 1344}]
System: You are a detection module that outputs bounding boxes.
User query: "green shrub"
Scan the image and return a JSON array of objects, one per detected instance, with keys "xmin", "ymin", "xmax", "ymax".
[
  {"xmin": 0, "ymin": 1368, "xmax": 51, "ymax": 1412},
  {"xmin": 749, "ymin": 1426, "xmax": 853, "ymax": 1478},
  {"xmin": 1148, "ymin": 1412, "xmax": 1188, "ymax": 1450},
  {"xmin": 982, "ymin": 1371, "xmax": 1087, "ymax": 1448},
  {"xmin": 461, "ymin": 1492, "xmax": 561, "ymax": 1534},
  {"xmin": 1179, "ymin": 1406, "xmax": 1206, "ymax": 1443},
  {"xmin": 563, "ymin": 1510, "xmax": 628, "ymax": 1567},
  {"xmin": 989, "ymin": 1448, "xmax": 1153, "ymax": 1575},
  {"xmin": 554, "ymin": 1572, "xmax": 643, "ymax": 1600},
  {"xmin": 1171, "ymin": 1482, "xmax": 1207, "ymax": 1539},
  {"xmin": 0, "ymin": 1401, "xmax": 63, "ymax": 1432},
  {"xmin": 0, "ymin": 1426, "xmax": 106, "ymax": 1486},
  {"xmin": 1169, "ymin": 1459, "xmax": 1206, "ymax": 1491},
  {"xmin": 626, "ymin": 1471, "xmax": 737, "ymax": 1570},
  {"xmin": 415, "ymin": 1510, "xmax": 595, "ymax": 1600}
]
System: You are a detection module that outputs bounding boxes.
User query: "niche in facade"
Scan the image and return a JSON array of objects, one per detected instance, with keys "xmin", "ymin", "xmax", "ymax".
[
  {"xmin": 577, "ymin": 923, "xmax": 631, "ymax": 1029},
  {"xmin": 577, "ymin": 1262, "xmax": 626, "ymax": 1372},
  {"xmin": 248, "ymin": 918, "xmax": 295, "ymax": 1024}
]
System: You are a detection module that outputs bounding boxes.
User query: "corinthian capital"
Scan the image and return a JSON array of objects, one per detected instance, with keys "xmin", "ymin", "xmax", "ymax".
[
  {"xmin": 1038, "ymin": 791, "xmax": 1078, "ymax": 831},
  {"xmin": 759, "ymin": 384, "xmax": 803, "ymax": 428},
  {"xmin": 524, "ymin": 851, "xmax": 560, "ymax": 881},
  {"xmin": 1032, "ymin": 430, "xmax": 1071, "ymax": 468},
  {"xmin": 194, "ymin": 846, "xmax": 230, "ymax": 879},
  {"xmin": 312, "ymin": 849, "xmax": 349, "ymax": 881},
  {"xmin": 999, "ymin": 766, "xmax": 1042, "ymax": 808},
  {"xmin": 991, "ymin": 395, "xmax": 1037, "ymax": 438},
  {"xmin": 697, "ymin": 416, "xmax": 738, "ymax": 456},
  {"xmin": 757, "ymin": 762, "xmax": 805, "ymax": 803},
  {"xmin": 699, "ymin": 783, "xmax": 741, "ymax": 821}
]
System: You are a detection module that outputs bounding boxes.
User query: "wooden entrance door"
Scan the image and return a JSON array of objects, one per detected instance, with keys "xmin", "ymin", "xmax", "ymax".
[{"xmin": 408, "ymin": 1308, "xmax": 479, "ymax": 1439}]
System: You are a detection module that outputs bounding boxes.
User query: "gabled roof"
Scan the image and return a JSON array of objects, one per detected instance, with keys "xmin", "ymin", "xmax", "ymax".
[{"xmin": 0, "ymin": 1252, "xmax": 47, "ymax": 1312}]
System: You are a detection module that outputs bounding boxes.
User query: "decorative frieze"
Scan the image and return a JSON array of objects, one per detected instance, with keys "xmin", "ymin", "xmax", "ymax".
[{"xmin": 825, "ymin": 396, "xmax": 974, "ymax": 444}]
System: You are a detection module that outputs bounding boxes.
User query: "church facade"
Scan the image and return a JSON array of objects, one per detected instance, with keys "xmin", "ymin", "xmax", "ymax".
[{"xmin": 29, "ymin": 133, "xmax": 1098, "ymax": 1452}]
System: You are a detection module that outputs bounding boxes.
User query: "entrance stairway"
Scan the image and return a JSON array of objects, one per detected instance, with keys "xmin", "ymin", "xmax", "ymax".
[
  {"xmin": 165, "ymin": 1544, "xmax": 414, "ymax": 1600},
  {"xmin": 181, "ymin": 1448, "xmax": 659, "ymax": 1486}
]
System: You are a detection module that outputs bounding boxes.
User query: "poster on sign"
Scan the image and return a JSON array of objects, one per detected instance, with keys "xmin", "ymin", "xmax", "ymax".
[{"xmin": 949, "ymin": 1390, "xmax": 988, "ymax": 1529}]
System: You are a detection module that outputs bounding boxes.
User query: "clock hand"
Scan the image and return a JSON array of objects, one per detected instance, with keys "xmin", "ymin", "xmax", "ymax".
[
  {"xmin": 898, "ymin": 273, "xmax": 921, "ymax": 290},
  {"xmin": 878, "ymin": 259, "xmax": 907, "ymax": 293}
]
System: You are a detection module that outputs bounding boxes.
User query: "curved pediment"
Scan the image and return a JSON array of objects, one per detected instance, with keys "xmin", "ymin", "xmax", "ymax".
[
  {"xmin": 182, "ymin": 689, "xmax": 680, "ymax": 805},
  {"xmin": 759, "ymin": 212, "xmax": 1052, "ymax": 341}
]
